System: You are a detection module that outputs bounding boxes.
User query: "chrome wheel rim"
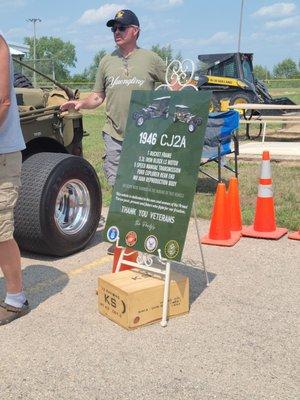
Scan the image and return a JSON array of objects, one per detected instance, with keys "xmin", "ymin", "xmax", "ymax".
[
  {"xmin": 137, "ymin": 116, "xmax": 144, "ymax": 126},
  {"xmin": 188, "ymin": 123, "xmax": 195, "ymax": 132},
  {"xmin": 54, "ymin": 179, "xmax": 90, "ymax": 235}
]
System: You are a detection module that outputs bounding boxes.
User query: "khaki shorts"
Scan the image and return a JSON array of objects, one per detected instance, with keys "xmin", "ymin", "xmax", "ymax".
[{"xmin": 0, "ymin": 151, "xmax": 22, "ymax": 242}]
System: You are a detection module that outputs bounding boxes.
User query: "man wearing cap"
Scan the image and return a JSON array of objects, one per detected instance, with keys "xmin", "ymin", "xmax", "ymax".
[
  {"xmin": 0, "ymin": 32, "xmax": 30, "ymax": 325},
  {"xmin": 61, "ymin": 10, "xmax": 167, "ymax": 187}
]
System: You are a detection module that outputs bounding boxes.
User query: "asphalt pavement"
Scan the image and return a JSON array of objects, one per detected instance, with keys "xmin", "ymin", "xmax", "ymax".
[{"xmin": 0, "ymin": 208, "xmax": 299, "ymax": 400}]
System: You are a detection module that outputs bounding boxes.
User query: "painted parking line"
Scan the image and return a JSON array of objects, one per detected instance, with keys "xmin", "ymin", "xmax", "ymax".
[
  {"xmin": 68, "ymin": 255, "xmax": 112, "ymax": 276},
  {"xmin": 27, "ymin": 255, "xmax": 112, "ymax": 295}
]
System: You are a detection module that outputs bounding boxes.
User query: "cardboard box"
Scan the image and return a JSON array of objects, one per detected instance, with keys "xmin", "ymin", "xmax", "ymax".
[{"xmin": 98, "ymin": 269, "xmax": 189, "ymax": 330}]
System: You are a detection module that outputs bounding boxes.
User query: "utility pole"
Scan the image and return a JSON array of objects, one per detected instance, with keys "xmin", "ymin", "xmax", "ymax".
[
  {"xmin": 26, "ymin": 18, "xmax": 41, "ymax": 87},
  {"xmin": 237, "ymin": 0, "xmax": 244, "ymax": 53}
]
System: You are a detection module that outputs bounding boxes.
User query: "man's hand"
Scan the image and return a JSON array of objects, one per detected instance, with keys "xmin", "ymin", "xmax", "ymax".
[
  {"xmin": 60, "ymin": 100, "xmax": 83, "ymax": 112},
  {"xmin": 60, "ymin": 91, "xmax": 105, "ymax": 112}
]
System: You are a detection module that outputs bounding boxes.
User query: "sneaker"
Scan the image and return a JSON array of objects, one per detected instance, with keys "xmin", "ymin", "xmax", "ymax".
[
  {"xmin": 107, "ymin": 243, "xmax": 116, "ymax": 255},
  {"xmin": 0, "ymin": 300, "xmax": 30, "ymax": 326}
]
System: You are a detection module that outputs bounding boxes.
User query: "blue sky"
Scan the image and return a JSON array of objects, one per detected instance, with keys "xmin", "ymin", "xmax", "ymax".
[{"xmin": 1, "ymin": 0, "xmax": 299, "ymax": 74}]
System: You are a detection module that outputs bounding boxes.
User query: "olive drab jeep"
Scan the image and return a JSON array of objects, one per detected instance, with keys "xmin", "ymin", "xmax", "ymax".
[
  {"xmin": 132, "ymin": 96, "xmax": 171, "ymax": 126},
  {"xmin": 13, "ymin": 58, "xmax": 102, "ymax": 257}
]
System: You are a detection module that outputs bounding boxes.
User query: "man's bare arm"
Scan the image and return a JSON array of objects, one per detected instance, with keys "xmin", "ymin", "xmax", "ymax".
[
  {"xmin": 0, "ymin": 36, "xmax": 11, "ymax": 127},
  {"xmin": 60, "ymin": 91, "xmax": 105, "ymax": 112}
]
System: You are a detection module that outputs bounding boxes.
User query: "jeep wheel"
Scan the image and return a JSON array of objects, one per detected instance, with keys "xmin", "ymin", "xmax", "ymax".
[
  {"xmin": 188, "ymin": 123, "xmax": 196, "ymax": 133},
  {"xmin": 136, "ymin": 116, "xmax": 144, "ymax": 126},
  {"xmin": 173, "ymin": 116, "xmax": 178, "ymax": 123},
  {"xmin": 14, "ymin": 153, "xmax": 102, "ymax": 257}
]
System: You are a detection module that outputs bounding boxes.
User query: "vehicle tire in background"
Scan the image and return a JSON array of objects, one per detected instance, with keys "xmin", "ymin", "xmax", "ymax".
[
  {"xmin": 229, "ymin": 92, "xmax": 253, "ymax": 111},
  {"xmin": 209, "ymin": 96, "xmax": 221, "ymax": 112},
  {"xmin": 14, "ymin": 73, "xmax": 33, "ymax": 88},
  {"xmin": 14, "ymin": 153, "xmax": 102, "ymax": 257}
]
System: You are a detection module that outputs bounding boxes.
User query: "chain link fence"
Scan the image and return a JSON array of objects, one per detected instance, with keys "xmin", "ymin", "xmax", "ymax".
[
  {"xmin": 60, "ymin": 79, "xmax": 300, "ymax": 94},
  {"xmin": 13, "ymin": 59, "xmax": 300, "ymax": 95},
  {"xmin": 13, "ymin": 58, "xmax": 55, "ymax": 88},
  {"xmin": 263, "ymin": 78, "xmax": 300, "ymax": 89}
]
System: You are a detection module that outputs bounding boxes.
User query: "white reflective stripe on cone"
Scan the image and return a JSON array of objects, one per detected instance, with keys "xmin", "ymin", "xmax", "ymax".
[
  {"xmin": 258, "ymin": 184, "xmax": 273, "ymax": 198},
  {"xmin": 260, "ymin": 160, "xmax": 272, "ymax": 179}
]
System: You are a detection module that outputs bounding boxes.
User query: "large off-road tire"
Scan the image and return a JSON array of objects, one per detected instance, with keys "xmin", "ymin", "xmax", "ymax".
[
  {"xmin": 229, "ymin": 93, "xmax": 253, "ymax": 110},
  {"xmin": 14, "ymin": 153, "xmax": 102, "ymax": 257},
  {"xmin": 13, "ymin": 73, "xmax": 33, "ymax": 88},
  {"xmin": 209, "ymin": 96, "xmax": 220, "ymax": 112},
  {"xmin": 229, "ymin": 92, "xmax": 262, "ymax": 139}
]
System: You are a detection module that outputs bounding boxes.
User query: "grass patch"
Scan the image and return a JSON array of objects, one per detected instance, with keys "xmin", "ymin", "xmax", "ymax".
[
  {"xmin": 82, "ymin": 109, "xmax": 112, "ymax": 206},
  {"xmin": 82, "ymin": 105, "xmax": 300, "ymax": 230},
  {"xmin": 270, "ymin": 87, "xmax": 300, "ymax": 104},
  {"xmin": 196, "ymin": 161, "xmax": 300, "ymax": 230}
]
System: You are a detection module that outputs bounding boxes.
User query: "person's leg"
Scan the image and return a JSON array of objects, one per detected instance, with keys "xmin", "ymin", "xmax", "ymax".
[
  {"xmin": 102, "ymin": 132, "xmax": 122, "ymax": 186},
  {"xmin": 102, "ymin": 132, "xmax": 122, "ymax": 254},
  {"xmin": 0, "ymin": 152, "xmax": 29, "ymax": 325},
  {"xmin": 0, "ymin": 239, "xmax": 22, "ymax": 293}
]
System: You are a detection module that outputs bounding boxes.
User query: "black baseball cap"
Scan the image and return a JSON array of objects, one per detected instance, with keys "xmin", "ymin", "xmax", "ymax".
[{"xmin": 106, "ymin": 9, "xmax": 140, "ymax": 27}]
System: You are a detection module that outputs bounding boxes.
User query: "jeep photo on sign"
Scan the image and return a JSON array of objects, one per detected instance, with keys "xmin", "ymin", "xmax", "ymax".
[{"xmin": 104, "ymin": 90, "xmax": 211, "ymax": 261}]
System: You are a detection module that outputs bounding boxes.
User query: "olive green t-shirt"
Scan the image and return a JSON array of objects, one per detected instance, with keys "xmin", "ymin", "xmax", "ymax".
[{"xmin": 93, "ymin": 48, "xmax": 166, "ymax": 141}]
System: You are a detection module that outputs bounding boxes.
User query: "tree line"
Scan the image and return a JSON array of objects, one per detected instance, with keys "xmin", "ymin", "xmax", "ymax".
[
  {"xmin": 23, "ymin": 36, "xmax": 300, "ymax": 82},
  {"xmin": 254, "ymin": 60, "xmax": 300, "ymax": 80}
]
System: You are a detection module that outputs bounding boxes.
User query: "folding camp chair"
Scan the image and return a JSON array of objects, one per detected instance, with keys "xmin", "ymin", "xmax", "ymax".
[{"xmin": 199, "ymin": 110, "xmax": 240, "ymax": 182}]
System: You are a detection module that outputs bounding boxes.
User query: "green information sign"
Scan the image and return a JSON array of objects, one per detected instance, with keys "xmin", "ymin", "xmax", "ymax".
[{"xmin": 104, "ymin": 90, "xmax": 211, "ymax": 261}]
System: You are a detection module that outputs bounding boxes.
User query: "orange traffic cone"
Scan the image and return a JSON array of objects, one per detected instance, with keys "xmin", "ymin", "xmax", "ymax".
[
  {"xmin": 201, "ymin": 182, "xmax": 240, "ymax": 246},
  {"xmin": 288, "ymin": 229, "xmax": 300, "ymax": 240},
  {"xmin": 227, "ymin": 177, "xmax": 242, "ymax": 232},
  {"xmin": 242, "ymin": 151, "xmax": 287, "ymax": 239}
]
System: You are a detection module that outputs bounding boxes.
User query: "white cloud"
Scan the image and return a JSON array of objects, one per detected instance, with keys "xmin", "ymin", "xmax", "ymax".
[
  {"xmin": 203, "ymin": 31, "xmax": 234, "ymax": 45},
  {"xmin": 250, "ymin": 32, "xmax": 264, "ymax": 40},
  {"xmin": 41, "ymin": 17, "xmax": 69, "ymax": 29},
  {"xmin": 77, "ymin": 3, "xmax": 126, "ymax": 26},
  {"xmin": 175, "ymin": 31, "xmax": 233, "ymax": 47},
  {"xmin": 145, "ymin": 0, "xmax": 183, "ymax": 11},
  {"xmin": 252, "ymin": 2, "xmax": 296, "ymax": 18},
  {"xmin": 0, "ymin": 0, "xmax": 26, "ymax": 8},
  {"xmin": 265, "ymin": 15, "xmax": 300, "ymax": 28},
  {"xmin": 168, "ymin": 0, "xmax": 183, "ymax": 5},
  {"xmin": 251, "ymin": 30, "xmax": 300, "ymax": 45},
  {"xmin": 84, "ymin": 34, "xmax": 114, "ymax": 51},
  {"xmin": 5, "ymin": 27, "xmax": 29, "ymax": 40}
]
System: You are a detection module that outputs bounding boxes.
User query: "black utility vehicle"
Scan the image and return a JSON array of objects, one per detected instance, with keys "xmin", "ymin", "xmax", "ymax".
[{"xmin": 132, "ymin": 96, "xmax": 170, "ymax": 126}]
